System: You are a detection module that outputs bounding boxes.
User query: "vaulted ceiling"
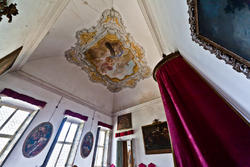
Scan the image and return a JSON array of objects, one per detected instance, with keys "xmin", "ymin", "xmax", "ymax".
[
  {"xmin": 1, "ymin": 0, "xmax": 250, "ymax": 120},
  {"xmin": 0, "ymin": 0, "xmax": 164, "ymax": 115}
]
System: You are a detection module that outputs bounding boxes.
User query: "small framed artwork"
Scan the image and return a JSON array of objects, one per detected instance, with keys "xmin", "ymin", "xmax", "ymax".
[
  {"xmin": 141, "ymin": 120, "xmax": 171, "ymax": 154},
  {"xmin": 81, "ymin": 131, "xmax": 94, "ymax": 158},
  {"xmin": 117, "ymin": 113, "xmax": 132, "ymax": 130},
  {"xmin": 22, "ymin": 122, "xmax": 53, "ymax": 158}
]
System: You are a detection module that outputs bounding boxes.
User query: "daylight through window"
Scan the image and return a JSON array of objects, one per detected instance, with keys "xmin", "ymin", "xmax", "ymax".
[
  {"xmin": 0, "ymin": 103, "xmax": 38, "ymax": 165},
  {"xmin": 94, "ymin": 127, "xmax": 111, "ymax": 167},
  {"xmin": 46, "ymin": 116, "xmax": 84, "ymax": 167}
]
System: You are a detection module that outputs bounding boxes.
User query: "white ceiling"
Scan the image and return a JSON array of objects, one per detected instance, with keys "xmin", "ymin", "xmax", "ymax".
[
  {"xmin": 0, "ymin": 0, "xmax": 72, "ymax": 68},
  {"xmin": 15, "ymin": 0, "xmax": 163, "ymax": 114},
  {"xmin": 2, "ymin": 0, "xmax": 249, "ymax": 120}
]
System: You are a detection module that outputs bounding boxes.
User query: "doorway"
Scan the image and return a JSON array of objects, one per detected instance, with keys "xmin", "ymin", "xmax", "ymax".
[{"xmin": 117, "ymin": 140, "xmax": 135, "ymax": 167}]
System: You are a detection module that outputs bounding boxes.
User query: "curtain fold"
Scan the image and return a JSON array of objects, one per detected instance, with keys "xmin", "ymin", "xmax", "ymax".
[{"xmin": 155, "ymin": 54, "xmax": 250, "ymax": 167}]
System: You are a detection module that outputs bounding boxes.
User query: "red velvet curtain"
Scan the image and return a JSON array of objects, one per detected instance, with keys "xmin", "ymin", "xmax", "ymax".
[
  {"xmin": 0, "ymin": 88, "xmax": 47, "ymax": 108},
  {"xmin": 64, "ymin": 110, "xmax": 88, "ymax": 121},
  {"xmin": 155, "ymin": 53, "xmax": 250, "ymax": 167}
]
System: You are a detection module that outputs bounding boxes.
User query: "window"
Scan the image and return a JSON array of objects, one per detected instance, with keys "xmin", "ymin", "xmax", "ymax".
[
  {"xmin": 46, "ymin": 116, "xmax": 84, "ymax": 167},
  {"xmin": 94, "ymin": 127, "xmax": 111, "ymax": 167},
  {"xmin": 0, "ymin": 102, "xmax": 39, "ymax": 165}
]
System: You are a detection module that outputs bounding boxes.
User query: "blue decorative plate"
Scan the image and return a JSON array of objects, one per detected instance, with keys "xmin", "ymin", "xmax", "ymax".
[
  {"xmin": 22, "ymin": 122, "xmax": 53, "ymax": 158},
  {"xmin": 81, "ymin": 131, "xmax": 94, "ymax": 158}
]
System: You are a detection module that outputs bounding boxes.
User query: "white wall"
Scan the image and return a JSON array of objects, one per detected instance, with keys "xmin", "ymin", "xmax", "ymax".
[
  {"xmin": 0, "ymin": 72, "xmax": 112, "ymax": 167},
  {"xmin": 147, "ymin": 0, "xmax": 250, "ymax": 121},
  {"xmin": 111, "ymin": 98, "xmax": 174, "ymax": 167}
]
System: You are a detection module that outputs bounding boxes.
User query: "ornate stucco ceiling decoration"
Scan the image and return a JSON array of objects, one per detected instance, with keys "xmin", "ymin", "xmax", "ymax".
[{"xmin": 65, "ymin": 8, "xmax": 151, "ymax": 92}]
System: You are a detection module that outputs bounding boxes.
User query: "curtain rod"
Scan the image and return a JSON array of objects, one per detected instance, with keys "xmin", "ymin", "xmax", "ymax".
[{"xmin": 153, "ymin": 51, "xmax": 180, "ymax": 81}]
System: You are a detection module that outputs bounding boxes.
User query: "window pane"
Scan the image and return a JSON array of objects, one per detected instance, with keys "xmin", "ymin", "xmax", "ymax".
[
  {"xmin": 55, "ymin": 144, "xmax": 71, "ymax": 167},
  {"xmin": 98, "ymin": 131, "xmax": 105, "ymax": 146},
  {"xmin": 46, "ymin": 120, "xmax": 84, "ymax": 167},
  {"xmin": 0, "ymin": 137, "xmax": 10, "ymax": 152},
  {"xmin": 95, "ymin": 147, "xmax": 104, "ymax": 166},
  {"xmin": 46, "ymin": 143, "xmax": 63, "ymax": 167},
  {"xmin": 58, "ymin": 122, "xmax": 71, "ymax": 142},
  {"xmin": 66, "ymin": 123, "xmax": 84, "ymax": 166},
  {"xmin": 0, "ymin": 110, "xmax": 29, "ymax": 135},
  {"xmin": 103, "ymin": 133, "xmax": 109, "ymax": 166},
  {"xmin": 0, "ymin": 106, "xmax": 16, "ymax": 128},
  {"xmin": 103, "ymin": 130, "xmax": 110, "ymax": 166},
  {"xmin": 65, "ymin": 123, "xmax": 78, "ymax": 143}
]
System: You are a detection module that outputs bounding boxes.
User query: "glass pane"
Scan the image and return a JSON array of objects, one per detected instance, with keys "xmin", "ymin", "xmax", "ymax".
[
  {"xmin": 58, "ymin": 122, "xmax": 71, "ymax": 142},
  {"xmin": 55, "ymin": 144, "xmax": 71, "ymax": 167},
  {"xmin": 0, "ymin": 106, "xmax": 16, "ymax": 128},
  {"xmin": 46, "ymin": 143, "xmax": 63, "ymax": 167},
  {"xmin": 98, "ymin": 130, "xmax": 105, "ymax": 146},
  {"xmin": 103, "ymin": 131, "xmax": 110, "ymax": 166},
  {"xmin": 66, "ymin": 123, "xmax": 84, "ymax": 166},
  {"xmin": 65, "ymin": 123, "xmax": 78, "ymax": 143},
  {"xmin": 103, "ymin": 131, "xmax": 109, "ymax": 166},
  {"xmin": 0, "ymin": 137, "xmax": 10, "ymax": 152},
  {"xmin": 95, "ymin": 147, "xmax": 104, "ymax": 166},
  {"xmin": 0, "ymin": 110, "xmax": 29, "ymax": 135}
]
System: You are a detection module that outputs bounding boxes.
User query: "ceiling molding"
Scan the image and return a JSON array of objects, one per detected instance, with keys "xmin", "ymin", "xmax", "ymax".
[
  {"xmin": 13, "ymin": 0, "xmax": 72, "ymax": 71},
  {"xmin": 14, "ymin": 70, "xmax": 112, "ymax": 116},
  {"xmin": 137, "ymin": 0, "xmax": 170, "ymax": 55}
]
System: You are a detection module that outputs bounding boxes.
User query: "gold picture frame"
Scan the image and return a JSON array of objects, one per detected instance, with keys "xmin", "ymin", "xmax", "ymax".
[
  {"xmin": 141, "ymin": 121, "xmax": 171, "ymax": 154},
  {"xmin": 187, "ymin": 0, "xmax": 250, "ymax": 78},
  {"xmin": 117, "ymin": 113, "xmax": 132, "ymax": 130}
]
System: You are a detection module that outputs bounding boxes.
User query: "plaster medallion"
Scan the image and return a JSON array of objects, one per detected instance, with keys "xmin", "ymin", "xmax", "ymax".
[{"xmin": 65, "ymin": 8, "xmax": 151, "ymax": 92}]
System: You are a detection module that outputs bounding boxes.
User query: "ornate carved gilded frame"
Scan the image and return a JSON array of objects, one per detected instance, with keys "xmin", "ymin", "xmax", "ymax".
[{"xmin": 187, "ymin": 0, "xmax": 250, "ymax": 78}]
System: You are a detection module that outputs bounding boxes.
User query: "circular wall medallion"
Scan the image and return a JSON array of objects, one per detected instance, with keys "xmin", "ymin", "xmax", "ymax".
[
  {"xmin": 81, "ymin": 131, "xmax": 94, "ymax": 158},
  {"xmin": 22, "ymin": 122, "xmax": 53, "ymax": 158}
]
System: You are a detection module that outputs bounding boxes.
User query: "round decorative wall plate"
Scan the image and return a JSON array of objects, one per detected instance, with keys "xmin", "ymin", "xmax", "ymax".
[
  {"xmin": 22, "ymin": 122, "xmax": 53, "ymax": 158},
  {"xmin": 80, "ymin": 131, "xmax": 94, "ymax": 158}
]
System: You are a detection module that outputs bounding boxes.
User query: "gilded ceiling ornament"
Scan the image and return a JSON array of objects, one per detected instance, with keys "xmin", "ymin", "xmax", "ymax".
[
  {"xmin": 0, "ymin": 0, "xmax": 18, "ymax": 23},
  {"xmin": 65, "ymin": 8, "xmax": 151, "ymax": 92}
]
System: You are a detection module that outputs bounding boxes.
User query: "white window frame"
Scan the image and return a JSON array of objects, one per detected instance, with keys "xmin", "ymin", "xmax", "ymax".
[
  {"xmin": 46, "ymin": 116, "xmax": 85, "ymax": 167},
  {"xmin": 0, "ymin": 100, "xmax": 39, "ymax": 166},
  {"xmin": 94, "ymin": 126, "xmax": 111, "ymax": 167}
]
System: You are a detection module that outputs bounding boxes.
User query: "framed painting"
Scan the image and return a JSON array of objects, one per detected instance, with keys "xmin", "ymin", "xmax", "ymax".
[
  {"xmin": 22, "ymin": 122, "xmax": 53, "ymax": 158},
  {"xmin": 0, "ymin": 46, "xmax": 22, "ymax": 75},
  {"xmin": 187, "ymin": 0, "xmax": 250, "ymax": 78},
  {"xmin": 117, "ymin": 113, "xmax": 132, "ymax": 130},
  {"xmin": 141, "ymin": 121, "xmax": 171, "ymax": 154},
  {"xmin": 81, "ymin": 131, "xmax": 94, "ymax": 158}
]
